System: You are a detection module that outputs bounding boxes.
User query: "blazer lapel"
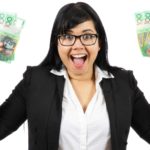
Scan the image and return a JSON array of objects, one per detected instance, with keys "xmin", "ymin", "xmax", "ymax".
[
  {"xmin": 56, "ymin": 76, "xmax": 65, "ymax": 101},
  {"xmin": 47, "ymin": 75, "xmax": 65, "ymax": 150},
  {"xmin": 100, "ymin": 78, "xmax": 119, "ymax": 150}
]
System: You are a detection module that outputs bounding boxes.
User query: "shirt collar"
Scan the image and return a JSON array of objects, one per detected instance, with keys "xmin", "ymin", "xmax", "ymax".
[
  {"xmin": 95, "ymin": 66, "xmax": 114, "ymax": 83},
  {"xmin": 50, "ymin": 65, "xmax": 114, "ymax": 82},
  {"xmin": 50, "ymin": 66, "xmax": 68, "ymax": 79}
]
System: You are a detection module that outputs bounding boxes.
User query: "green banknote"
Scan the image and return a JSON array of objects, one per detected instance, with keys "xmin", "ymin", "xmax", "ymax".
[
  {"xmin": 135, "ymin": 11, "xmax": 150, "ymax": 57},
  {"xmin": 0, "ymin": 12, "xmax": 25, "ymax": 62}
]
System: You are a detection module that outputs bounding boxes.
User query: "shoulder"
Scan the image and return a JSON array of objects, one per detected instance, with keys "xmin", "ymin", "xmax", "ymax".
[
  {"xmin": 25, "ymin": 65, "xmax": 55, "ymax": 76},
  {"xmin": 23, "ymin": 65, "xmax": 58, "ymax": 83},
  {"xmin": 109, "ymin": 66, "xmax": 133, "ymax": 78},
  {"xmin": 109, "ymin": 66, "xmax": 137, "ymax": 88}
]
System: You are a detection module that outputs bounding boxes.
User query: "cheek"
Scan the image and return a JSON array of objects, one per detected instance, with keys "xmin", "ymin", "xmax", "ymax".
[
  {"xmin": 92, "ymin": 44, "xmax": 100, "ymax": 56},
  {"xmin": 89, "ymin": 45, "xmax": 100, "ymax": 62},
  {"xmin": 96, "ymin": 42, "xmax": 100, "ymax": 52},
  {"xmin": 57, "ymin": 46, "xmax": 69, "ymax": 61},
  {"xmin": 95, "ymin": 44, "xmax": 100, "ymax": 57}
]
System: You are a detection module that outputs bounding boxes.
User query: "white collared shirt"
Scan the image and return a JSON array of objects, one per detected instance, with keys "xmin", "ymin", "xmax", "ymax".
[{"xmin": 51, "ymin": 66, "xmax": 114, "ymax": 150}]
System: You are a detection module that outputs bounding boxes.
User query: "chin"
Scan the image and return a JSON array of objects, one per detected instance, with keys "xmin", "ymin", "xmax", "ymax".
[{"xmin": 71, "ymin": 68, "xmax": 87, "ymax": 75}]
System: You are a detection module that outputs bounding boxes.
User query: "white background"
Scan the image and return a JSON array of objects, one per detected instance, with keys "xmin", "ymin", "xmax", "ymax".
[{"xmin": 0, "ymin": 0, "xmax": 150, "ymax": 149}]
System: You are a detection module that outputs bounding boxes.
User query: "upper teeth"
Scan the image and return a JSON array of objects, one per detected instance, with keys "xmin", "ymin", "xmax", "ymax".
[{"xmin": 72, "ymin": 54, "xmax": 86, "ymax": 58}]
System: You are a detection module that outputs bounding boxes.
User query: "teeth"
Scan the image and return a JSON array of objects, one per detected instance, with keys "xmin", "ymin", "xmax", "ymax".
[{"xmin": 71, "ymin": 54, "xmax": 86, "ymax": 58}]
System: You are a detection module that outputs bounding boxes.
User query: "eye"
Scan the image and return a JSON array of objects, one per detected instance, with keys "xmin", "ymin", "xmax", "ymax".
[
  {"xmin": 82, "ymin": 34, "xmax": 94, "ymax": 40},
  {"xmin": 62, "ymin": 34, "xmax": 74, "ymax": 41}
]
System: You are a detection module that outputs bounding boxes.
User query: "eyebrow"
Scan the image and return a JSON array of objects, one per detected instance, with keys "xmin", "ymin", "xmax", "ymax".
[
  {"xmin": 67, "ymin": 29, "xmax": 95, "ymax": 34},
  {"xmin": 82, "ymin": 29, "xmax": 94, "ymax": 33}
]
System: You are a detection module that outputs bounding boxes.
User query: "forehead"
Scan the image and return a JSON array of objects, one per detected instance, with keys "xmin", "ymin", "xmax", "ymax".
[{"xmin": 68, "ymin": 20, "xmax": 96, "ymax": 34}]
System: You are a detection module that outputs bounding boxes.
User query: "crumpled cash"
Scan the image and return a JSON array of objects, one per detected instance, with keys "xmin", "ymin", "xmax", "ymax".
[
  {"xmin": 135, "ymin": 11, "xmax": 150, "ymax": 57},
  {"xmin": 0, "ymin": 12, "xmax": 25, "ymax": 62}
]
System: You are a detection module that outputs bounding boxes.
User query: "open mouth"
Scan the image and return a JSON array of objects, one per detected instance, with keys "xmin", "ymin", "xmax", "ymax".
[{"xmin": 70, "ymin": 54, "xmax": 87, "ymax": 67}]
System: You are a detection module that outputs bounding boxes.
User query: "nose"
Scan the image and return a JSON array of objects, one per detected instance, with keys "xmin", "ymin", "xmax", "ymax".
[{"xmin": 72, "ymin": 37, "xmax": 84, "ymax": 49}]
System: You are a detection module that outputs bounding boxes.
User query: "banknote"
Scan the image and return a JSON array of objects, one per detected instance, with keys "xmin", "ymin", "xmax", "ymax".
[
  {"xmin": 0, "ymin": 12, "xmax": 25, "ymax": 62},
  {"xmin": 135, "ymin": 11, "xmax": 150, "ymax": 56}
]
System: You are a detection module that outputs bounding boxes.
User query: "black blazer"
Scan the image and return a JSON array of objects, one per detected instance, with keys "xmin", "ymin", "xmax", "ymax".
[{"xmin": 0, "ymin": 66, "xmax": 150, "ymax": 150}]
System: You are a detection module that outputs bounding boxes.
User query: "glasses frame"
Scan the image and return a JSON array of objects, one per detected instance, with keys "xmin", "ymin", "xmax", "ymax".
[{"xmin": 58, "ymin": 34, "xmax": 98, "ymax": 46}]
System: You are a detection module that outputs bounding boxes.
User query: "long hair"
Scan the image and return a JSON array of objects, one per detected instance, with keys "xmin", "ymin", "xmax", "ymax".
[{"xmin": 40, "ymin": 2, "xmax": 112, "ymax": 72}]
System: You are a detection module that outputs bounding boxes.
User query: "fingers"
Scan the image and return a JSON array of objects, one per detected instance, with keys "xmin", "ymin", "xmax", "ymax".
[
  {"xmin": 0, "ymin": 42, "xmax": 4, "ymax": 51},
  {"xmin": 0, "ymin": 42, "xmax": 3, "ymax": 46}
]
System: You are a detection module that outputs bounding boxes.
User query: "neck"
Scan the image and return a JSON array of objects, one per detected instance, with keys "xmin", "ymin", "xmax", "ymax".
[{"xmin": 67, "ymin": 70, "xmax": 95, "ymax": 82}]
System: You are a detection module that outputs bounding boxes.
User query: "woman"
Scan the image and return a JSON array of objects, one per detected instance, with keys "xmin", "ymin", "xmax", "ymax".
[{"xmin": 0, "ymin": 2, "xmax": 150, "ymax": 150}]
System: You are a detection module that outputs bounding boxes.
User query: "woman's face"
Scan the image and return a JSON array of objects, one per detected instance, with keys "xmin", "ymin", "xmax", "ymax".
[{"xmin": 57, "ymin": 20, "xmax": 100, "ymax": 78}]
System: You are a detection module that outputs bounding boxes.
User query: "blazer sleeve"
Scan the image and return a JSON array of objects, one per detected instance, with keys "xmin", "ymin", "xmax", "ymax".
[
  {"xmin": 0, "ymin": 66, "xmax": 32, "ymax": 140},
  {"xmin": 130, "ymin": 71, "xmax": 150, "ymax": 144}
]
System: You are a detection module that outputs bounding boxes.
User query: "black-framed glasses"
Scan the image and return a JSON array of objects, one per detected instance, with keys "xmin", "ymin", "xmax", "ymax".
[{"xmin": 58, "ymin": 34, "xmax": 98, "ymax": 46}]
